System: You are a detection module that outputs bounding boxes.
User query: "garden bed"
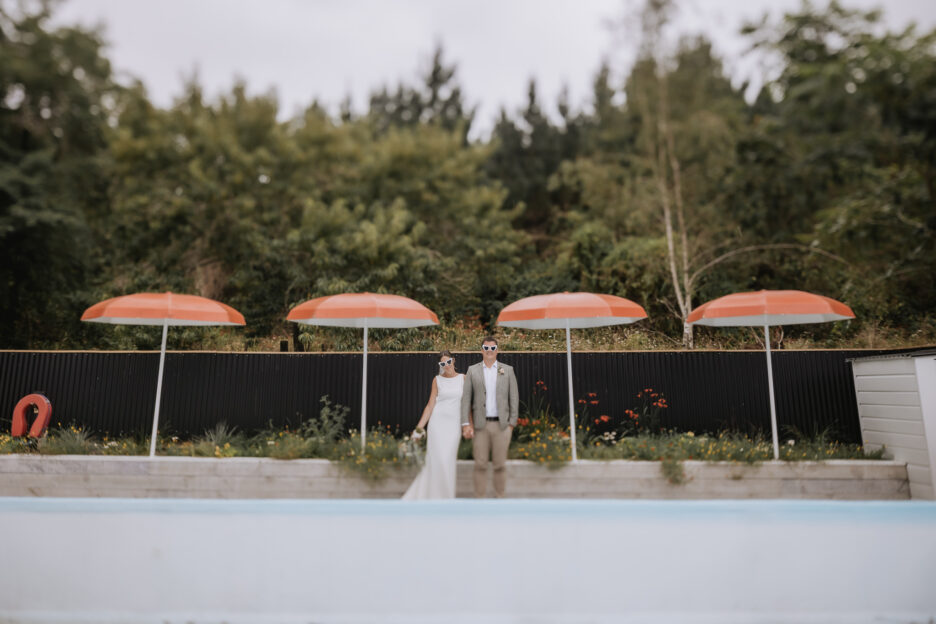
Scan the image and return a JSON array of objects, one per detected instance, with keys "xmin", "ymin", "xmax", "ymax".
[{"xmin": 0, "ymin": 455, "xmax": 910, "ymax": 499}]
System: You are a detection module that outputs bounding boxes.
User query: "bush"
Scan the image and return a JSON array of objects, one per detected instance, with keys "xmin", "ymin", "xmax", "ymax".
[
  {"xmin": 333, "ymin": 429, "xmax": 415, "ymax": 480},
  {"xmin": 37, "ymin": 426, "xmax": 93, "ymax": 455}
]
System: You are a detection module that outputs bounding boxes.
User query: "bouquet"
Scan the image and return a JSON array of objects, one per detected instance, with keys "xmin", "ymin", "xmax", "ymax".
[{"xmin": 400, "ymin": 429, "xmax": 426, "ymax": 467}]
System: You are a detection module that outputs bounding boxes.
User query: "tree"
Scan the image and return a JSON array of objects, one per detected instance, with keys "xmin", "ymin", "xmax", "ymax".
[
  {"xmin": 743, "ymin": 2, "xmax": 936, "ymax": 333},
  {"xmin": 367, "ymin": 45, "xmax": 475, "ymax": 139},
  {"xmin": 0, "ymin": 1, "xmax": 116, "ymax": 347}
]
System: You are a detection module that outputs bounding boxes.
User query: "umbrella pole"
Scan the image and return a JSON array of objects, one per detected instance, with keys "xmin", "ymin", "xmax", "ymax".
[
  {"xmin": 566, "ymin": 320, "xmax": 578, "ymax": 462},
  {"xmin": 361, "ymin": 323, "xmax": 368, "ymax": 452},
  {"xmin": 764, "ymin": 325, "xmax": 780, "ymax": 460},
  {"xmin": 149, "ymin": 321, "xmax": 168, "ymax": 458}
]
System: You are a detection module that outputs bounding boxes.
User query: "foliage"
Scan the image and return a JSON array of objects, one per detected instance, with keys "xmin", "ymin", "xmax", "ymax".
[
  {"xmin": 35, "ymin": 425, "xmax": 92, "ymax": 455},
  {"xmin": 332, "ymin": 429, "xmax": 415, "ymax": 480},
  {"xmin": 1, "ymin": 1, "xmax": 935, "ymax": 350},
  {"xmin": 512, "ymin": 384, "xmax": 574, "ymax": 468}
]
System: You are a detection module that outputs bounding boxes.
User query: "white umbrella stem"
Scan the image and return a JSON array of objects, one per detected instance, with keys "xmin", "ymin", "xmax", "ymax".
[
  {"xmin": 149, "ymin": 321, "xmax": 168, "ymax": 458},
  {"xmin": 361, "ymin": 323, "xmax": 368, "ymax": 452},
  {"xmin": 566, "ymin": 320, "xmax": 578, "ymax": 462},
  {"xmin": 764, "ymin": 325, "xmax": 780, "ymax": 460}
]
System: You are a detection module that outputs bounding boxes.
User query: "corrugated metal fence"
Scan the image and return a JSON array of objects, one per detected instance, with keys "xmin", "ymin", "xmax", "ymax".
[{"xmin": 0, "ymin": 349, "xmax": 901, "ymax": 443}]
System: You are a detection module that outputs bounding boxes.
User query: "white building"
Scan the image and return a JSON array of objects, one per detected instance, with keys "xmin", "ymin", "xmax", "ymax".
[{"xmin": 850, "ymin": 348, "xmax": 936, "ymax": 499}]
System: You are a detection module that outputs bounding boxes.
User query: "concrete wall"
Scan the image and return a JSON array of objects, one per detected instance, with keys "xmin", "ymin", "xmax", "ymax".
[
  {"xmin": 852, "ymin": 356, "xmax": 935, "ymax": 499},
  {"xmin": 0, "ymin": 455, "xmax": 909, "ymax": 499}
]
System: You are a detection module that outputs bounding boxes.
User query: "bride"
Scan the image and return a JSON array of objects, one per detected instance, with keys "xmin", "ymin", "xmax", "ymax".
[{"xmin": 402, "ymin": 351, "xmax": 465, "ymax": 500}]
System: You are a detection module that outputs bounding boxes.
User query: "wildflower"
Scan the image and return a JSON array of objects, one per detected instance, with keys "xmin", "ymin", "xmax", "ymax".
[
  {"xmin": 590, "ymin": 400, "xmax": 599, "ymax": 405},
  {"xmin": 599, "ymin": 415, "xmax": 610, "ymax": 423}
]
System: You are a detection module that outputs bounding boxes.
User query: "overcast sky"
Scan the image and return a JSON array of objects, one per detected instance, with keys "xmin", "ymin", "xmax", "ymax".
[{"xmin": 57, "ymin": 0, "xmax": 936, "ymax": 138}]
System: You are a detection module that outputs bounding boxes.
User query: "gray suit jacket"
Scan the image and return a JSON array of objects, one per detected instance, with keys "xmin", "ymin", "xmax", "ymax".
[{"xmin": 460, "ymin": 361, "xmax": 519, "ymax": 430}]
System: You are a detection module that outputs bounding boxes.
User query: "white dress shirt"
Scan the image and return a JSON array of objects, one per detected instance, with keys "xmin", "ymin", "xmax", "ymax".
[{"xmin": 482, "ymin": 361, "xmax": 498, "ymax": 417}]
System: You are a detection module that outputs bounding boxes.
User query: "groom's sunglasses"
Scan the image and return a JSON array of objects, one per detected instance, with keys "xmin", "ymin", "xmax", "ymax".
[
  {"xmin": 482, "ymin": 345, "xmax": 497, "ymax": 351},
  {"xmin": 438, "ymin": 358, "xmax": 454, "ymax": 368}
]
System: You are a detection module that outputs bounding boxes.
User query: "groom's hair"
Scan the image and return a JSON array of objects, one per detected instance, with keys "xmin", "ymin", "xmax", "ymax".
[{"xmin": 481, "ymin": 335, "xmax": 498, "ymax": 346}]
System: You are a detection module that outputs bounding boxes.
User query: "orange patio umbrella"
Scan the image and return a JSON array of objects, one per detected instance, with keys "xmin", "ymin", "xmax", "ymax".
[
  {"xmin": 287, "ymin": 293, "xmax": 439, "ymax": 449},
  {"xmin": 687, "ymin": 290, "xmax": 855, "ymax": 459},
  {"xmin": 82, "ymin": 292, "xmax": 246, "ymax": 457},
  {"xmin": 497, "ymin": 292, "xmax": 648, "ymax": 461}
]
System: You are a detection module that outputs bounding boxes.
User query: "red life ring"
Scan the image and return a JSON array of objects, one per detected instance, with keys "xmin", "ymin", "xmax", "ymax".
[{"xmin": 11, "ymin": 393, "xmax": 52, "ymax": 438}]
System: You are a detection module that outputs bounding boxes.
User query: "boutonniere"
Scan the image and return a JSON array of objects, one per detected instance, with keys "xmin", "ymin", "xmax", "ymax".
[{"xmin": 497, "ymin": 367, "xmax": 505, "ymax": 376}]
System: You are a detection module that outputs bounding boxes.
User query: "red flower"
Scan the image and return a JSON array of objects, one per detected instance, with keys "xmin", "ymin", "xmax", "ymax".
[
  {"xmin": 594, "ymin": 419, "xmax": 600, "ymax": 425},
  {"xmin": 587, "ymin": 392, "xmax": 597, "ymax": 398},
  {"xmin": 600, "ymin": 415, "xmax": 610, "ymax": 423},
  {"xmin": 590, "ymin": 400, "xmax": 599, "ymax": 405},
  {"xmin": 577, "ymin": 399, "xmax": 587, "ymax": 404}
]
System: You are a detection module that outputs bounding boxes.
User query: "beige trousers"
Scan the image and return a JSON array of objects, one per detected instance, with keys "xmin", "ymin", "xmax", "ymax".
[{"xmin": 472, "ymin": 420, "xmax": 512, "ymax": 497}]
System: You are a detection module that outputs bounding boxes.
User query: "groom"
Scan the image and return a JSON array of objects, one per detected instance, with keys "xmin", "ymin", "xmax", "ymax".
[{"xmin": 461, "ymin": 336, "xmax": 519, "ymax": 498}]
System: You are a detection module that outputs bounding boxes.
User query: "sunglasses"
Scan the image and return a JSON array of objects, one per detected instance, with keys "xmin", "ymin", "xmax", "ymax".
[
  {"xmin": 438, "ymin": 358, "xmax": 454, "ymax": 368},
  {"xmin": 482, "ymin": 345, "xmax": 497, "ymax": 351}
]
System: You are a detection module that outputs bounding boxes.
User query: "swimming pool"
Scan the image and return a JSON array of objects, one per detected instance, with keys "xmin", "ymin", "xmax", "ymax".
[{"xmin": 1, "ymin": 498, "xmax": 934, "ymax": 623}]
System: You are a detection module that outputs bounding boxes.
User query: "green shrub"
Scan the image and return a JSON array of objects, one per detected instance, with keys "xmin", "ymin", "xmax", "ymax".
[
  {"xmin": 37, "ymin": 426, "xmax": 93, "ymax": 455},
  {"xmin": 333, "ymin": 430, "xmax": 415, "ymax": 480}
]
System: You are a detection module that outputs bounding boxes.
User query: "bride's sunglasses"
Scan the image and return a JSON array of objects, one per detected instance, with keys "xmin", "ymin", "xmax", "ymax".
[
  {"xmin": 482, "ymin": 345, "xmax": 497, "ymax": 351},
  {"xmin": 438, "ymin": 358, "xmax": 454, "ymax": 368}
]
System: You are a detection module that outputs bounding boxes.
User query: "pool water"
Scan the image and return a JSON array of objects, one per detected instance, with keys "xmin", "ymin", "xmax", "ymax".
[{"xmin": 1, "ymin": 498, "xmax": 934, "ymax": 623}]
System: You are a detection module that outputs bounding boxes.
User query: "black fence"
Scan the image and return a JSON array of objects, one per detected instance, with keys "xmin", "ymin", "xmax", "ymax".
[{"xmin": 0, "ymin": 349, "xmax": 902, "ymax": 443}]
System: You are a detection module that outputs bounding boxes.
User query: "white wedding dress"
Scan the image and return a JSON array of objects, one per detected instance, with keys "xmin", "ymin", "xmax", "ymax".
[{"xmin": 402, "ymin": 373, "xmax": 464, "ymax": 500}]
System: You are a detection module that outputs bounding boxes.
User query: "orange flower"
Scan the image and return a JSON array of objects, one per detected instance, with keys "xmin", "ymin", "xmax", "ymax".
[
  {"xmin": 599, "ymin": 415, "xmax": 610, "ymax": 423},
  {"xmin": 587, "ymin": 392, "xmax": 597, "ymax": 398},
  {"xmin": 590, "ymin": 400, "xmax": 599, "ymax": 405}
]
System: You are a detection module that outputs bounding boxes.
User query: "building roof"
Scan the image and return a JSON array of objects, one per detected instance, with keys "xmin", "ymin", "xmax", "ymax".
[{"xmin": 848, "ymin": 347, "xmax": 936, "ymax": 363}]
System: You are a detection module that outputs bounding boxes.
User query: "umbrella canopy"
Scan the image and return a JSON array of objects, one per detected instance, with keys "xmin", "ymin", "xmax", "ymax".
[
  {"xmin": 82, "ymin": 292, "xmax": 246, "ymax": 457},
  {"xmin": 497, "ymin": 292, "xmax": 648, "ymax": 461},
  {"xmin": 688, "ymin": 290, "xmax": 855, "ymax": 459},
  {"xmin": 498, "ymin": 292, "xmax": 648, "ymax": 330},
  {"xmin": 82, "ymin": 292, "xmax": 245, "ymax": 326},
  {"xmin": 287, "ymin": 292, "xmax": 439, "ymax": 328},
  {"xmin": 686, "ymin": 290, "xmax": 854, "ymax": 327},
  {"xmin": 287, "ymin": 293, "xmax": 439, "ymax": 449}
]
